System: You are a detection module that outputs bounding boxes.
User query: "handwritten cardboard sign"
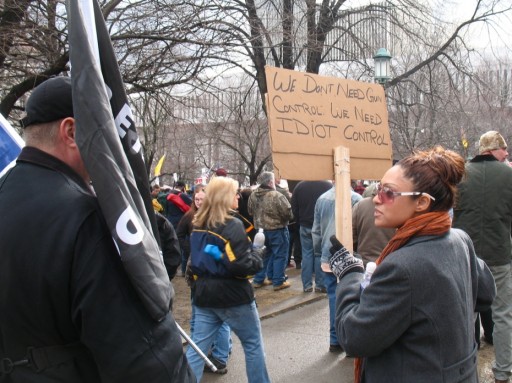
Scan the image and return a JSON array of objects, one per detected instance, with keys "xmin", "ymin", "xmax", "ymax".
[{"xmin": 265, "ymin": 66, "xmax": 392, "ymax": 180}]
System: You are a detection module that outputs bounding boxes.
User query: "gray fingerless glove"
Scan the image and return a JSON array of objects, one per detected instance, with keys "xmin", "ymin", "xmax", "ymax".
[
  {"xmin": 252, "ymin": 246, "xmax": 267, "ymax": 259},
  {"xmin": 328, "ymin": 236, "xmax": 364, "ymax": 279}
]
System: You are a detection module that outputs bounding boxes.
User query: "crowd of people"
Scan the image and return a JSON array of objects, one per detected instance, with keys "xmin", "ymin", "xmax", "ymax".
[{"xmin": 1, "ymin": 75, "xmax": 511, "ymax": 383}]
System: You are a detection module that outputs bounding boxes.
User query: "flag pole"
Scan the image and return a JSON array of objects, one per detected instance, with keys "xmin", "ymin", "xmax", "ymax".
[{"xmin": 175, "ymin": 322, "xmax": 217, "ymax": 372}]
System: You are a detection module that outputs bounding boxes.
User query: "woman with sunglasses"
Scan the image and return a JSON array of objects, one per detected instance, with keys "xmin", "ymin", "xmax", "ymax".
[{"xmin": 329, "ymin": 146, "xmax": 496, "ymax": 383}]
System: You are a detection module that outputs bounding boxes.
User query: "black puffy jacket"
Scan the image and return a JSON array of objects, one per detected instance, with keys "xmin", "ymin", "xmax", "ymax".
[
  {"xmin": 190, "ymin": 216, "xmax": 263, "ymax": 308},
  {"xmin": 155, "ymin": 211, "xmax": 181, "ymax": 280},
  {"xmin": 0, "ymin": 147, "xmax": 193, "ymax": 383}
]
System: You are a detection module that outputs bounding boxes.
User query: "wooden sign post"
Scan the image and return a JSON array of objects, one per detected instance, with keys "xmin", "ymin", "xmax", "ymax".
[{"xmin": 334, "ymin": 146, "xmax": 353, "ymax": 252}]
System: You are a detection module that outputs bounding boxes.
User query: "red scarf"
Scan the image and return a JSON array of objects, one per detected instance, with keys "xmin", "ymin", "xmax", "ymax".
[{"xmin": 354, "ymin": 211, "xmax": 452, "ymax": 383}]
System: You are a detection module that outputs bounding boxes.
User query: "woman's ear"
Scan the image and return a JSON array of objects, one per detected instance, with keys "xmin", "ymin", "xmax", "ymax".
[{"xmin": 415, "ymin": 195, "xmax": 432, "ymax": 213}]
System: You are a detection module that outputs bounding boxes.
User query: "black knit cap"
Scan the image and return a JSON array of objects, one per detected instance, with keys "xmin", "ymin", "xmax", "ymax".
[{"xmin": 20, "ymin": 77, "xmax": 73, "ymax": 128}]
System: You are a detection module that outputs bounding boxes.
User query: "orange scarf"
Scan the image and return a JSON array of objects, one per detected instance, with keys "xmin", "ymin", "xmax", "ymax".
[{"xmin": 354, "ymin": 211, "xmax": 452, "ymax": 383}]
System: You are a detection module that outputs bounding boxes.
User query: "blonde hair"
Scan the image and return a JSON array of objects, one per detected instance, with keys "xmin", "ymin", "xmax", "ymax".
[{"xmin": 193, "ymin": 177, "xmax": 239, "ymax": 228}]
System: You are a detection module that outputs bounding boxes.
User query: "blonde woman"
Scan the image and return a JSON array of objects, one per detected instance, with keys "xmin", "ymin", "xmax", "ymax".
[
  {"xmin": 180, "ymin": 185, "xmax": 232, "ymax": 374},
  {"xmin": 185, "ymin": 177, "xmax": 270, "ymax": 383}
]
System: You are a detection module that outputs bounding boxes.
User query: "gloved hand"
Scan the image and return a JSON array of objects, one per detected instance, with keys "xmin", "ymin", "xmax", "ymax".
[
  {"xmin": 185, "ymin": 259, "xmax": 194, "ymax": 288},
  {"xmin": 329, "ymin": 235, "xmax": 364, "ymax": 279},
  {"xmin": 252, "ymin": 246, "xmax": 267, "ymax": 259}
]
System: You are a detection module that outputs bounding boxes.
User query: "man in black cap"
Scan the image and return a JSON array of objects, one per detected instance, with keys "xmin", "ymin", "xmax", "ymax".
[{"xmin": 0, "ymin": 77, "xmax": 194, "ymax": 382}]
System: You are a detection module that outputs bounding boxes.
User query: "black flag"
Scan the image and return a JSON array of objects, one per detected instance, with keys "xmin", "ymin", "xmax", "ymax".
[{"xmin": 67, "ymin": 0, "xmax": 172, "ymax": 321}]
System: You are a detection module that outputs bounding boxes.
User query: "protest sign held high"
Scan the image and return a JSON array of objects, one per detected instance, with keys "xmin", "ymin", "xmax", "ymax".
[
  {"xmin": 265, "ymin": 66, "xmax": 392, "ymax": 181},
  {"xmin": 67, "ymin": 0, "xmax": 172, "ymax": 321},
  {"xmin": 265, "ymin": 67, "xmax": 393, "ymax": 253}
]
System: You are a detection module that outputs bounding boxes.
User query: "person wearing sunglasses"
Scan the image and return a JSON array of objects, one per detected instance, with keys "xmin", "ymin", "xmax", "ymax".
[{"xmin": 328, "ymin": 146, "xmax": 496, "ymax": 383}]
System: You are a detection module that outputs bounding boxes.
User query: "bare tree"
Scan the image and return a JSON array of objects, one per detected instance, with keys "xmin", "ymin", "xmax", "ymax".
[
  {"xmin": 188, "ymin": 79, "xmax": 272, "ymax": 185},
  {"xmin": 131, "ymin": 89, "xmax": 209, "ymax": 185},
  {"xmin": 387, "ymin": 39, "xmax": 512, "ymax": 160},
  {"xmin": 177, "ymin": 0, "xmax": 512, "ymax": 110},
  {"xmin": 205, "ymin": 99, "xmax": 272, "ymax": 186},
  {"xmin": 0, "ymin": 0, "xmax": 207, "ymax": 121},
  {"xmin": 3, "ymin": 0, "xmax": 512, "ymax": 176}
]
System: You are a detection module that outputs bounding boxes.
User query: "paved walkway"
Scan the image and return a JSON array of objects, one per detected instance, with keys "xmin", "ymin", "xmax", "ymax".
[{"xmin": 172, "ymin": 266, "xmax": 496, "ymax": 383}]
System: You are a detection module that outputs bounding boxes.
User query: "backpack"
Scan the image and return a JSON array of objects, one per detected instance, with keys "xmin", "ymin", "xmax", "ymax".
[
  {"xmin": 156, "ymin": 192, "xmax": 170, "ymax": 215},
  {"xmin": 167, "ymin": 192, "xmax": 191, "ymax": 213}
]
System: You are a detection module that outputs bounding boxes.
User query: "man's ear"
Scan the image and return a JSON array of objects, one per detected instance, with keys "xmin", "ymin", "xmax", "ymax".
[{"xmin": 59, "ymin": 117, "xmax": 77, "ymax": 148}]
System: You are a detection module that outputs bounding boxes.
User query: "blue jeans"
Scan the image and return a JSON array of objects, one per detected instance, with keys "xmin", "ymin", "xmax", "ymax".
[
  {"xmin": 325, "ymin": 272, "xmax": 338, "ymax": 345},
  {"xmin": 211, "ymin": 322, "xmax": 232, "ymax": 364},
  {"xmin": 300, "ymin": 226, "xmax": 324, "ymax": 290},
  {"xmin": 253, "ymin": 228, "xmax": 289, "ymax": 287},
  {"xmin": 185, "ymin": 302, "xmax": 270, "ymax": 383},
  {"xmin": 490, "ymin": 262, "xmax": 512, "ymax": 381},
  {"xmin": 190, "ymin": 304, "xmax": 232, "ymax": 364}
]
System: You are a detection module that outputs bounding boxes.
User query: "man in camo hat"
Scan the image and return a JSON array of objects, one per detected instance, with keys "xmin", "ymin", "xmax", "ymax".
[
  {"xmin": 453, "ymin": 130, "xmax": 512, "ymax": 383},
  {"xmin": 478, "ymin": 130, "xmax": 509, "ymax": 162}
]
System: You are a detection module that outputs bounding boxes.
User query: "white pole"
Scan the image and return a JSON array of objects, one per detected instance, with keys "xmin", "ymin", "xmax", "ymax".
[{"xmin": 175, "ymin": 322, "xmax": 218, "ymax": 372}]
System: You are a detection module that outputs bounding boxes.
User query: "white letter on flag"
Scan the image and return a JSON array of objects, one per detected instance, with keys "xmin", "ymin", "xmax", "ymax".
[{"xmin": 116, "ymin": 206, "xmax": 144, "ymax": 245}]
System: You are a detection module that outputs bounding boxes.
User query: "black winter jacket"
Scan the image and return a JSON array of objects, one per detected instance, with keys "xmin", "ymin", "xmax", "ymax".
[
  {"xmin": 0, "ymin": 147, "xmax": 193, "ymax": 383},
  {"xmin": 453, "ymin": 154, "xmax": 512, "ymax": 266},
  {"xmin": 291, "ymin": 181, "xmax": 332, "ymax": 228},
  {"xmin": 155, "ymin": 211, "xmax": 181, "ymax": 280},
  {"xmin": 190, "ymin": 216, "xmax": 263, "ymax": 308},
  {"xmin": 176, "ymin": 210, "xmax": 194, "ymax": 259}
]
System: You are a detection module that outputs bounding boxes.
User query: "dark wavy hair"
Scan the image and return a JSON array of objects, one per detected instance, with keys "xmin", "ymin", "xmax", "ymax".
[{"xmin": 397, "ymin": 146, "xmax": 465, "ymax": 212}]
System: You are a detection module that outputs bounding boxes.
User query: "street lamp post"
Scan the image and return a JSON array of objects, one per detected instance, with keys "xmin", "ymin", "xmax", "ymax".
[{"xmin": 374, "ymin": 48, "xmax": 392, "ymax": 85}]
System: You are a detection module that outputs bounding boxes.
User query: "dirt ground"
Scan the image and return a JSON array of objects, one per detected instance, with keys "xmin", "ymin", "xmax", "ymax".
[
  {"xmin": 478, "ymin": 342, "xmax": 497, "ymax": 383},
  {"xmin": 171, "ymin": 268, "xmax": 304, "ymax": 334}
]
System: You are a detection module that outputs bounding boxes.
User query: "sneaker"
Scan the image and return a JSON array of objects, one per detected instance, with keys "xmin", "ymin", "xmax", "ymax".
[
  {"xmin": 252, "ymin": 279, "xmax": 272, "ymax": 288},
  {"xmin": 274, "ymin": 281, "xmax": 291, "ymax": 291},
  {"xmin": 303, "ymin": 287, "xmax": 313, "ymax": 293},
  {"xmin": 329, "ymin": 344, "xmax": 343, "ymax": 353},
  {"xmin": 315, "ymin": 286, "xmax": 327, "ymax": 293},
  {"xmin": 204, "ymin": 356, "xmax": 228, "ymax": 374}
]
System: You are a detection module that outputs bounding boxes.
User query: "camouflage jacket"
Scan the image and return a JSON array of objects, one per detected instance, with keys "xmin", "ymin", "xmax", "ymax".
[{"xmin": 248, "ymin": 186, "xmax": 293, "ymax": 230}]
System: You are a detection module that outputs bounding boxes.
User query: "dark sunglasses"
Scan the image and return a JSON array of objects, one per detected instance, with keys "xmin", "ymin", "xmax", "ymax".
[{"xmin": 376, "ymin": 183, "xmax": 435, "ymax": 204}]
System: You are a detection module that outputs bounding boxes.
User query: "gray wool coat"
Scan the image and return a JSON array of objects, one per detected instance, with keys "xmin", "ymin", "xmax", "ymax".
[{"xmin": 335, "ymin": 228, "xmax": 495, "ymax": 383}]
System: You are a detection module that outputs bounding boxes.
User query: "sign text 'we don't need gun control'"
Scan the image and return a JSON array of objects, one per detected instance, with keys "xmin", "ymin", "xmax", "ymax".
[{"xmin": 265, "ymin": 66, "xmax": 392, "ymax": 180}]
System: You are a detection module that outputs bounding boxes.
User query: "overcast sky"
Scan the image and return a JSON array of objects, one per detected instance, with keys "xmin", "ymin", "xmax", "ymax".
[{"xmin": 341, "ymin": 0, "xmax": 512, "ymax": 61}]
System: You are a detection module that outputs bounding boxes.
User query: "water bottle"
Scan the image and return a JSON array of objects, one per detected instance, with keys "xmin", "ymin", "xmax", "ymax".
[
  {"xmin": 204, "ymin": 244, "xmax": 223, "ymax": 261},
  {"xmin": 360, "ymin": 262, "xmax": 376, "ymax": 290},
  {"xmin": 253, "ymin": 228, "xmax": 265, "ymax": 249}
]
